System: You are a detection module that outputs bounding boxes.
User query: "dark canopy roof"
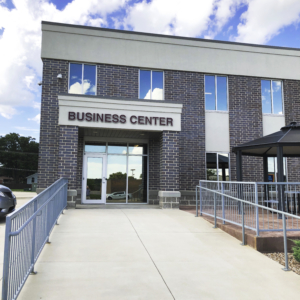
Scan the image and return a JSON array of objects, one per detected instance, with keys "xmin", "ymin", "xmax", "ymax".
[{"xmin": 232, "ymin": 122, "xmax": 300, "ymax": 157}]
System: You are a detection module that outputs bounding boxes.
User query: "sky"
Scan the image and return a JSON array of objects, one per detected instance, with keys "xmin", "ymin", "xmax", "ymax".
[{"xmin": 0, "ymin": 0, "xmax": 300, "ymax": 142}]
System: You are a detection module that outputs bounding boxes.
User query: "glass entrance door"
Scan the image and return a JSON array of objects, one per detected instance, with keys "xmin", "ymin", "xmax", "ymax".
[{"xmin": 82, "ymin": 154, "xmax": 107, "ymax": 204}]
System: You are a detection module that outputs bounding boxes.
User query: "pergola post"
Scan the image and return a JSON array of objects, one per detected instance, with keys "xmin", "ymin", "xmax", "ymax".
[
  {"xmin": 236, "ymin": 150, "xmax": 243, "ymax": 214},
  {"xmin": 277, "ymin": 146, "xmax": 286, "ymax": 213},
  {"xmin": 263, "ymin": 156, "xmax": 269, "ymax": 206},
  {"xmin": 236, "ymin": 150, "xmax": 243, "ymax": 181}
]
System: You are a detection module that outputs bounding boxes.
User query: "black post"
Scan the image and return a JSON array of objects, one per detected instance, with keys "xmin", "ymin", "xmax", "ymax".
[
  {"xmin": 236, "ymin": 150, "xmax": 243, "ymax": 214},
  {"xmin": 222, "ymin": 164, "xmax": 226, "ymax": 181},
  {"xmin": 263, "ymin": 156, "xmax": 269, "ymax": 207},
  {"xmin": 277, "ymin": 146, "xmax": 285, "ymax": 214},
  {"xmin": 236, "ymin": 150, "xmax": 243, "ymax": 181}
]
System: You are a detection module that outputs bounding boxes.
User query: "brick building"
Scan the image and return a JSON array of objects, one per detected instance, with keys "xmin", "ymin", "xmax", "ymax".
[{"xmin": 38, "ymin": 21, "xmax": 300, "ymax": 208}]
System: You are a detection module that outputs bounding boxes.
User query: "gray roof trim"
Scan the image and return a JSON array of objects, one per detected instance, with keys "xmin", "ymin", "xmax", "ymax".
[
  {"xmin": 58, "ymin": 93, "xmax": 183, "ymax": 105},
  {"xmin": 41, "ymin": 21, "xmax": 300, "ymax": 52}
]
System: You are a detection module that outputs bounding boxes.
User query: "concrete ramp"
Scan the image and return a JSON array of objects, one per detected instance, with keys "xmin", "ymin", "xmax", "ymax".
[{"xmin": 18, "ymin": 209, "xmax": 300, "ymax": 300}]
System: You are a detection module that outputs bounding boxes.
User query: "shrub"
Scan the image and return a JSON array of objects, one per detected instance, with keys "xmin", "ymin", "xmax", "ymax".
[{"xmin": 291, "ymin": 240, "xmax": 300, "ymax": 262}]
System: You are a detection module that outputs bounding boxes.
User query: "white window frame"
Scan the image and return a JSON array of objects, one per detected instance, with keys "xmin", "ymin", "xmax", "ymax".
[
  {"xmin": 205, "ymin": 152, "xmax": 231, "ymax": 182},
  {"xmin": 204, "ymin": 75, "xmax": 229, "ymax": 112},
  {"xmin": 68, "ymin": 62, "xmax": 97, "ymax": 95},
  {"xmin": 261, "ymin": 79, "xmax": 284, "ymax": 115},
  {"xmin": 139, "ymin": 69, "xmax": 164, "ymax": 100}
]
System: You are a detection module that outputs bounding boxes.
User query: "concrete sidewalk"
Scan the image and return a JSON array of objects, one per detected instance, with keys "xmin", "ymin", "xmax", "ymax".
[{"xmin": 17, "ymin": 208, "xmax": 300, "ymax": 300}]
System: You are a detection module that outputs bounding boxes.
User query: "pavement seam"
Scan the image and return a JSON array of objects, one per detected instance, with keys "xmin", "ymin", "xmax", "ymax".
[{"xmin": 121, "ymin": 209, "xmax": 176, "ymax": 300}]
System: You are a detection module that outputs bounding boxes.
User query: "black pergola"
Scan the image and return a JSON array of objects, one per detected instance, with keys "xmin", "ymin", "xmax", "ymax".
[{"xmin": 232, "ymin": 122, "xmax": 300, "ymax": 213}]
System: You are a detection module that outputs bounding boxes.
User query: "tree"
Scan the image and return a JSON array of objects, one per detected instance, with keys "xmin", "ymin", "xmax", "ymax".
[
  {"xmin": 0, "ymin": 133, "xmax": 39, "ymax": 183},
  {"xmin": 108, "ymin": 172, "xmax": 127, "ymax": 180}
]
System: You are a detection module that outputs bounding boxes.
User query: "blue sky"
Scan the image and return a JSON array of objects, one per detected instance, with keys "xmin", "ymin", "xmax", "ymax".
[{"xmin": 0, "ymin": 0, "xmax": 300, "ymax": 142}]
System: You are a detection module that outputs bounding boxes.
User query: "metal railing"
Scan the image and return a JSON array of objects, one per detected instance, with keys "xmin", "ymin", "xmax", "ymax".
[
  {"xmin": 196, "ymin": 180, "xmax": 300, "ymax": 271},
  {"xmin": 197, "ymin": 180, "xmax": 300, "ymax": 235},
  {"xmin": 2, "ymin": 178, "xmax": 68, "ymax": 300}
]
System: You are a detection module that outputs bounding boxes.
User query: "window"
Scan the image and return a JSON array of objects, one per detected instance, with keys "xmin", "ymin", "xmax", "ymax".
[
  {"xmin": 206, "ymin": 153, "xmax": 230, "ymax": 181},
  {"xmin": 31, "ymin": 177, "xmax": 35, "ymax": 183},
  {"xmin": 261, "ymin": 80, "xmax": 283, "ymax": 114},
  {"xmin": 205, "ymin": 75, "xmax": 227, "ymax": 111},
  {"xmin": 268, "ymin": 157, "xmax": 287, "ymax": 182},
  {"xmin": 139, "ymin": 70, "xmax": 163, "ymax": 100},
  {"xmin": 69, "ymin": 63, "xmax": 96, "ymax": 95}
]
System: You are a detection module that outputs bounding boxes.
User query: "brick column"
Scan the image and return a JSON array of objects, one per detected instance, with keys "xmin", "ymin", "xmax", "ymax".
[
  {"xmin": 58, "ymin": 125, "xmax": 78, "ymax": 191},
  {"xmin": 159, "ymin": 131, "xmax": 180, "ymax": 209}
]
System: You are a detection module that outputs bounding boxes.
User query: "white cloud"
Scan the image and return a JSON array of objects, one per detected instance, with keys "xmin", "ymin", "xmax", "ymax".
[
  {"xmin": 124, "ymin": 0, "xmax": 215, "ymax": 37},
  {"xmin": 28, "ymin": 113, "xmax": 40, "ymax": 123},
  {"xmin": 15, "ymin": 126, "xmax": 39, "ymax": 132},
  {"xmin": 0, "ymin": 104, "xmax": 17, "ymax": 119},
  {"xmin": 0, "ymin": 0, "xmax": 126, "ymax": 118},
  {"xmin": 144, "ymin": 88, "xmax": 163, "ymax": 100},
  {"xmin": 204, "ymin": 0, "xmax": 246, "ymax": 39},
  {"xmin": 234, "ymin": 0, "xmax": 300, "ymax": 44}
]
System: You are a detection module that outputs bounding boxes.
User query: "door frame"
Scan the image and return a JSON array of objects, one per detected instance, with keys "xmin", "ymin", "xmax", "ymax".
[{"xmin": 82, "ymin": 153, "xmax": 107, "ymax": 204}]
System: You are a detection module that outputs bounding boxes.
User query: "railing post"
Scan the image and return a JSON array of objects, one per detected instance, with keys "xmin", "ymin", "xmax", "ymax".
[
  {"xmin": 213, "ymin": 192, "xmax": 217, "ymax": 228},
  {"xmin": 282, "ymin": 214, "xmax": 290, "ymax": 271},
  {"xmin": 195, "ymin": 186, "xmax": 198, "ymax": 217},
  {"xmin": 241, "ymin": 201, "xmax": 245, "ymax": 245},
  {"xmin": 222, "ymin": 183, "xmax": 225, "ymax": 225},
  {"xmin": 30, "ymin": 199, "xmax": 37, "ymax": 274},
  {"xmin": 2, "ymin": 216, "xmax": 12, "ymax": 300},
  {"xmin": 200, "ymin": 181, "xmax": 203, "ymax": 216},
  {"xmin": 255, "ymin": 182, "xmax": 260, "ymax": 237}
]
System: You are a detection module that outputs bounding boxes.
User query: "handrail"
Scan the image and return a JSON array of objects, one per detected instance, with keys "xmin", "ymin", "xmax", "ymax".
[
  {"xmin": 2, "ymin": 178, "xmax": 68, "ymax": 300},
  {"xmin": 196, "ymin": 182, "xmax": 300, "ymax": 271}
]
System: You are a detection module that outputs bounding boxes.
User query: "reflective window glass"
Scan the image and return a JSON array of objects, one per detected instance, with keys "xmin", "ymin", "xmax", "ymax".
[
  {"xmin": 216, "ymin": 76, "xmax": 227, "ymax": 111},
  {"xmin": 129, "ymin": 144, "xmax": 147, "ymax": 155},
  {"xmin": 86, "ymin": 157, "xmax": 103, "ymax": 200},
  {"xmin": 272, "ymin": 81, "xmax": 283, "ymax": 114},
  {"xmin": 69, "ymin": 63, "xmax": 96, "ymax": 95},
  {"xmin": 108, "ymin": 143, "xmax": 127, "ymax": 154},
  {"xmin": 261, "ymin": 80, "xmax": 272, "ymax": 114},
  {"xmin": 139, "ymin": 70, "xmax": 151, "ymax": 99},
  {"xmin": 268, "ymin": 157, "xmax": 287, "ymax": 182},
  {"xmin": 69, "ymin": 63, "xmax": 82, "ymax": 94},
  {"xmin": 83, "ymin": 64, "xmax": 96, "ymax": 95},
  {"xmin": 85, "ymin": 142, "xmax": 106, "ymax": 153},
  {"xmin": 205, "ymin": 75, "xmax": 216, "ymax": 110},
  {"xmin": 261, "ymin": 80, "xmax": 283, "ymax": 114},
  {"xmin": 106, "ymin": 155, "xmax": 127, "ymax": 203},
  {"xmin": 205, "ymin": 75, "xmax": 228, "ymax": 111},
  {"xmin": 128, "ymin": 156, "xmax": 147, "ymax": 203},
  {"xmin": 206, "ymin": 153, "xmax": 217, "ymax": 180},
  {"xmin": 217, "ymin": 153, "xmax": 229, "ymax": 181},
  {"xmin": 152, "ymin": 71, "xmax": 163, "ymax": 100},
  {"xmin": 139, "ymin": 70, "xmax": 163, "ymax": 100}
]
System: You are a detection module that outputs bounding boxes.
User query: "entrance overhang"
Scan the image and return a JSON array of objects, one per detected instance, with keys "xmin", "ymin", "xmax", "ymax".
[{"xmin": 58, "ymin": 94, "xmax": 183, "ymax": 131}]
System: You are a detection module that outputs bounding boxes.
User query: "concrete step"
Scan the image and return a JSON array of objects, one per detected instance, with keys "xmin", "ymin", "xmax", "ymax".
[{"xmin": 75, "ymin": 204, "xmax": 160, "ymax": 209}]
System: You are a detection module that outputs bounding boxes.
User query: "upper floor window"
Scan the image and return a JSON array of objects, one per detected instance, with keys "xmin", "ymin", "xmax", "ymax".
[
  {"xmin": 205, "ymin": 75, "xmax": 227, "ymax": 111},
  {"xmin": 261, "ymin": 80, "xmax": 283, "ymax": 114},
  {"xmin": 139, "ymin": 70, "xmax": 163, "ymax": 100},
  {"xmin": 69, "ymin": 63, "xmax": 96, "ymax": 95}
]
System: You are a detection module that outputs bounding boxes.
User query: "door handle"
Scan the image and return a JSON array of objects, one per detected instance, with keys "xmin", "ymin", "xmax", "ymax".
[{"xmin": 82, "ymin": 177, "xmax": 84, "ymax": 180}]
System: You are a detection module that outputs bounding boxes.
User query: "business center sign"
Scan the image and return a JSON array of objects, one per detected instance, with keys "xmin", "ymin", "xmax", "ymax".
[
  {"xmin": 58, "ymin": 96, "xmax": 182, "ymax": 131},
  {"xmin": 68, "ymin": 112, "xmax": 174, "ymax": 127}
]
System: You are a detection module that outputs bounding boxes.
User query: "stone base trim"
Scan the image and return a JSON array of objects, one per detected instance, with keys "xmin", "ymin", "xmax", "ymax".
[
  {"xmin": 67, "ymin": 189, "xmax": 77, "ymax": 204},
  {"xmin": 158, "ymin": 191, "xmax": 181, "ymax": 209}
]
